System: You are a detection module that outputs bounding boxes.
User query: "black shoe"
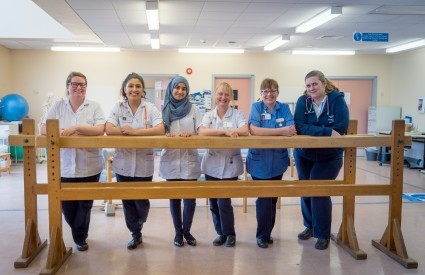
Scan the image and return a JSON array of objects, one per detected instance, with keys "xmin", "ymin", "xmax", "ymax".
[
  {"xmin": 213, "ymin": 235, "xmax": 226, "ymax": 246},
  {"xmin": 297, "ymin": 228, "xmax": 313, "ymax": 240},
  {"xmin": 268, "ymin": 237, "xmax": 274, "ymax": 244},
  {"xmin": 127, "ymin": 236, "xmax": 143, "ymax": 250},
  {"xmin": 174, "ymin": 235, "xmax": 184, "ymax": 247},
  {"xmin": 315, "ymin": 238, "xmax": 330, "ymax": 250},
  {"xmin": 76, "ymin": 241, "xmax": 88, "ymax": 251},
  {"xmin": 184, "ymin": 233, "xmax": 197, "ymax": 246},
  {"xmin": 256, "ymin": 239, "xmax": 268, "ymax": 249},
  {"xmin": 225, "ymin": 235, "xmax": 236, "ymax": 247}
]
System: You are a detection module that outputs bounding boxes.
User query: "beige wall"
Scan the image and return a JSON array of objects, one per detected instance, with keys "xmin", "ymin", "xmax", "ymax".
[
  {"xmin": 7, "ymin": 49, "xmax": 397, "ymax": 129},
  {"xmin": 0, "ymin": 46, "xmax": 12, "ymax": 97},
  {"xmin": 391, "ymin": 47, "xmax": 425, "ymax": 131}
]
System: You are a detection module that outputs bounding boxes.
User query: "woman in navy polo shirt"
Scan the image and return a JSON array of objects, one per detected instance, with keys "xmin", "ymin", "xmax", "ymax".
[{"xmin": 246, "ymin": 78, "xmax": 297, "ymax": 248}]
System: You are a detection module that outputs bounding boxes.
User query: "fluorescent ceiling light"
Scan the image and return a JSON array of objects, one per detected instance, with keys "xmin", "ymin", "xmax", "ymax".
[
  {"xmin": 151, "ymin": 39, "xmax": 160, "ymax": 49},
  {"xmin": 296, "ymin": 6, "xmax": 342, "ymax": 33},
  {"xmin": 292, "ymin": 50, "xmax": 355, "ymax": 55},
  {"xmin": 51, "ymin": 46, "xmax": 120, "ymax": 52},
  {"xmin": 150, "ymin": 33, "xmax": 160, "ymax": 49},
  {"xmin": 146, "ymin": 1, "xmax": 159, "ymax": 30},
  {"xmin": 386, "ymin": 39, "xmax": 425, "ymax": 53},
  {"xmin": 264, "ymin": 35, "xmax": 290, "ymax": 51},
  {"xmin": 178, "ymin": 48, "xmax": 245, "ymax": 54}
]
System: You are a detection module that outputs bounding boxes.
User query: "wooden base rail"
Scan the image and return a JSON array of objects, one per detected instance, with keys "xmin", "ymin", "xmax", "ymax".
[{"xmin": 8, "ymin": 119, "xmax": 417, "ymax": 275}]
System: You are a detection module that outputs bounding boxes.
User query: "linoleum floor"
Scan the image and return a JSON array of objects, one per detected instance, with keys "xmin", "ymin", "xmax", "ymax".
[{"xmin": 0, "ymin": 157, "xmax": 424, "ymax": 275}]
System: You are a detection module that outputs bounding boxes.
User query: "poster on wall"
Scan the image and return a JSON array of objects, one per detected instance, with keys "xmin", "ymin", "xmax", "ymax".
[
  {"xmin": 418, "ymin": 97, "xmax": 424, "ymax": 113},
  {"xmin": 190, "ymin": 90, "xmax": 212, "ymax": 115}
]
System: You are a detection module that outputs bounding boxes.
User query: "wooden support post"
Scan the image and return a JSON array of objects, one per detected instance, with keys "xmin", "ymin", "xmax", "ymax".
[
  {"xmin": 104, "ymin": 155, "xmax": 115, "ymax": 216},
  {"xmin": 40, "ymin": 227, "xmax": 72, "ymax": 275},
  {"xmin": 14, "ymin": 119, "xmax": 47, "ymax": 268},
  {"xmin": 40, "ymin": 120, "xmax": 72, "ymax": 275},
  {"xmin": 243, "ymin": 158, "xmax": 248, "ymax": 213},
  {"xmin": 331, "ymin": 120, "xmax": 367, "ymax": 259},
  {"xmin": 372, "ymin": 120, "xmax": 418, "ymax": 269}
]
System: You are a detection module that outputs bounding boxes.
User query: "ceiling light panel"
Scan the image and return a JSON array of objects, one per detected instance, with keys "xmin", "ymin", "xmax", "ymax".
[
  {"xmin": 296, "ymin": 6, "xmax": 342, "ymax": 33},
  {"xmin": 386, "ymin": 39, "xmax": 425, "ymax": 53},
  {"xmin": 146, "ymin": 1, "xmax": 159, "ymax": 30}
]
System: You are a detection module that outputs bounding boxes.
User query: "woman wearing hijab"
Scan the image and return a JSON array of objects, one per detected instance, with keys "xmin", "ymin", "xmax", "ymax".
[{"xmin": 159, "ymin": 76, "xmax": 203, "ymax": 247}]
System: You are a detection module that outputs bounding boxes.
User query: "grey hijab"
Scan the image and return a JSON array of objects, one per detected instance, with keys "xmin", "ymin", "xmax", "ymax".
[{"xmin": 162, "ymin": 76, "xmax": 192, "ymax": 133}]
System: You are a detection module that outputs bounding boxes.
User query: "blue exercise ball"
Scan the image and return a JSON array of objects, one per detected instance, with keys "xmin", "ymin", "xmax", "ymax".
[{"xmin": 0, "ymin": 93, "xmax": 29, "ymax": 122}]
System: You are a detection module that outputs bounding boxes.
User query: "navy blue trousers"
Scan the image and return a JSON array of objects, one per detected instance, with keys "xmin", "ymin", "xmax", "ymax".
[
  {"xmin": 205, "ymin": 174, "xmax": 237, "ymax": 236},
  {"xmin": 167, "ymin": 179, "xmax": 197, "ymax": 236},
  {"xmin": 252, "ymin": 174, "xmax": 283, "ymax": 241},
  {"xmin": 61, "ymin": 173, "xmax": 100, "ymax": 244},
  {"xmin": 294, "ymin": 151, "xmax": 343, "ymax": 239},
  {"xmin": 116, "ymin": 174, "xmax": 152, "ymax": 239}
]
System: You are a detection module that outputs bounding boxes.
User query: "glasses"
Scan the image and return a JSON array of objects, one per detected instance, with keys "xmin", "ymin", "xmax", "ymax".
[
  {"xmin": 261, "ymin": 89, "xmax": 278, "ymax": 95},
  {"xmin": 69, "ymin": 82, "xmax": 87, "ymax": 88}
]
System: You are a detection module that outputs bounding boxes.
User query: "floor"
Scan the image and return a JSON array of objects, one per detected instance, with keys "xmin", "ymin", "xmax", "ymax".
[{"xmin": 1, "ymin": 156, "xmax": 425, "ymax": 275}]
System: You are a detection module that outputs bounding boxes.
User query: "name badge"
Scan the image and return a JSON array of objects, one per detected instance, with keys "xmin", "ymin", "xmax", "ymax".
[
  {"xmin": 276, "ymin": 118, "xmax": 285, "ymax": 123},
  {"xmin": 223, "ymin": 121, "xmax": 233, "ymax": 128},
  {"xmin": 261, "ymin": 113, "xmax": 271, "ymax": 120},
  {"xmin": 119, "ymin": 117, "xmax": 133, "ymax": 125}
]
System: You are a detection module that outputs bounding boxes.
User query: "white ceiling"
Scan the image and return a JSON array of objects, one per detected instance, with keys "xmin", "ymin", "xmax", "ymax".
[{"xmin": 1, "ymin": 0, "xmax": 425, "ymax": 54}]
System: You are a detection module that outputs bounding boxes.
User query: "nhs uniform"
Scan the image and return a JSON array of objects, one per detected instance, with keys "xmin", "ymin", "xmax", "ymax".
[
  {"xmin": 159, "ymin": 105, "xmax": 203, "ymax": 180},
  {"xmin": 44, "ymin": 98, "xmax": 106, "ymax": 178},
  {"xmin": 43, "ymin": 97, "xmax": 105, "ymax": 245},
  {"xmin": 107, "ymin": 100, "xmax": 163, "ymax": 241},
  {"xmin": 293, "ymin": 91, "xmax": 349, "ymax": 240},
  {"xmin": 107, "ymin": 101, "xmax": 162, "ymax": 177},
  {"xmin": 159, "ymin": 105, "xmax": 203, "ymax": 237},
  {"xmin": 200, "ymin": 107, "xmax": 247, "ymax": 237},
  {"xmin": 247, "ymin": 100, "xmax": 294, "ymax": 243},
  {"xmin": 200, "ymin": 107, "xmax": 246, "ymax": 178}
]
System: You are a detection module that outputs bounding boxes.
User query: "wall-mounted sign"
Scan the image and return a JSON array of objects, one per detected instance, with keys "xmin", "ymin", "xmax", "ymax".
[{"xmin": 353, "ymin": 32, "xmax": 389, "ymax": 42}]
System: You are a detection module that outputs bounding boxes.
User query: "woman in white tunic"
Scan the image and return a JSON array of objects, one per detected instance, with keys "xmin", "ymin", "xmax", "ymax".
[
  {"xmin": 159, "ymin": 76, "xmax": 202, "ymax": 247},
  {"xmin": 105, "ymin": 73, "xmax": 164, "ymax": 250},
  {"xmin": 198, "ymin": 82, "xmax": 249, "ymax": 247},
  {"xmin": 40, "ymin": 71, "xmax": 105, "ymax": 252}
]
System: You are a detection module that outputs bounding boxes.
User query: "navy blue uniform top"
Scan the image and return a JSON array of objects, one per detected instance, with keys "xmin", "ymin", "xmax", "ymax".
[
  {"xmin": 294, "ymin": 90, "xmax": 349, "ymax": 161},
  {"xmin": 246, "ymin": 101, "xmax": 294, "ymax": 179}
]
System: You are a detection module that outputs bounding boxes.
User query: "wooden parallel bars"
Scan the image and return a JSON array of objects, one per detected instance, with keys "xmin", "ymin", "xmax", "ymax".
[{"xmin": 8, "ymin": 119, "xmax": 417, "ymax": 275}]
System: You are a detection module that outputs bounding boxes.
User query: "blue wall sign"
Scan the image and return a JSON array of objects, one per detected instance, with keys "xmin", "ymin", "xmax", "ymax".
[{"xmin": 353, "ymin": 32, "xmax": 389, "ymax": 42}]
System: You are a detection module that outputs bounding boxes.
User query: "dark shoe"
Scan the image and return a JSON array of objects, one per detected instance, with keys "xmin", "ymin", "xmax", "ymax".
[
  {"xmin": 184, "ymin": 233, "xmax": 197, "ymax": 246},
  {"xmin": 225, "ymin": 235, "xmax": 236, "ymax": 247},
  {"xmin": 174, "ymin": 235, "xmax": 184, "ymax": 247},
  {"xmin": 256, "ymin": 239, "xmax": 268, "ymax": 249},
  {"xmin": 76, "ymin": 241, "xmax": 88, "ymax": 251},
  {"xmin": 127, "ymin": 236, "xmax": 143, "ymax": 250},
  {"xmin": 315, "ymin": 238, "xmax": 330, "ymax": 250},
  {"xmin": 268, "ymin": 237, "xmax": 274, "ymax": 244},
  {"xmin": 213, "ymin": 235, "xmax": 226, "ymax": 246},
  {"xmin": 298, "ymin": 228, "xmax": 313, "ymax": 240}
]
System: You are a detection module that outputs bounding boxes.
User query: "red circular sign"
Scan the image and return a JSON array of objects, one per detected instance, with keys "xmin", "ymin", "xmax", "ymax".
[{"xmin": 186, "ymin": 68, "xmax": 192, "ymax": 74}]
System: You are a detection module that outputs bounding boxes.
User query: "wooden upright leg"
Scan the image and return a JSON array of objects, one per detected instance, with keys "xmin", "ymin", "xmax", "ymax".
[
  {"xmin": 371, "ymin": 120, "xmax": 418, "ymax": 269},
  {"xmin": 331, "ymin": 120, "xmax": 366, "ymax": 260},
  {"xmin": 14, "ymin": 119, "xmax": 47, "ymax": 268},
  {"xmin": 40, "ymin": 119, "xmax": 72, "ymax": 275}
]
